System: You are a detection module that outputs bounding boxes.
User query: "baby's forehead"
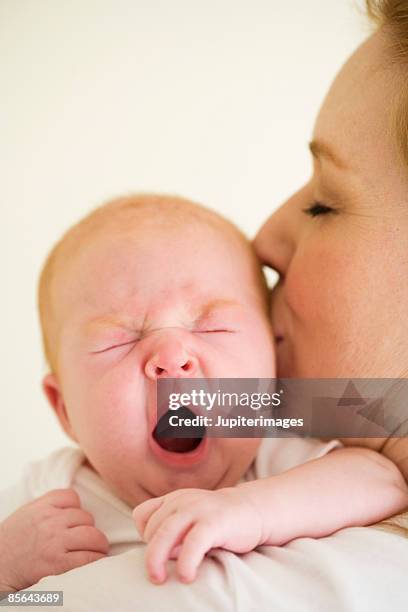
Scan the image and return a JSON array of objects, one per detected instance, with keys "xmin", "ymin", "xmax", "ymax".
[
  {"xmin": 39, "ymin": 195, "xmax": 265, "ymax": 369},
  {"xmin": 56, "ymin": 221, "xmax": 256, "ymax": 319},
  {"xmin": 59, "ymin": 203, "xmax": 251, "ymax": 279},
  {"xmin": 61, "ymin": 222, "xmax": 252, "ymax": 301}
]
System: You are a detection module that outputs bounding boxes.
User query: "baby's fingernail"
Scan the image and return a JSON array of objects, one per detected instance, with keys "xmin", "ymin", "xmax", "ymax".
[
  {"xmin": 180, "ymin": 573, "xmax": 193, "ymax": 584},
  {"xmin": 149, "ymin": 572, "xmax": 165, "ymax": 585}
]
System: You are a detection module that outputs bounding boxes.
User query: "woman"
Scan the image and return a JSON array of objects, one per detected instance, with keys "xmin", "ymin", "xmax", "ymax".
[{"xmin": 255, "ymin": 0, "xmax": 408, "ymax": 490}]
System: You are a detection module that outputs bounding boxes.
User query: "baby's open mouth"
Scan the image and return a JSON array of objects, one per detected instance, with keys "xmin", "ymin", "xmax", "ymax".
[{"xmin": 152, "ymin": 406, "xmax": 206, "ymax": 453}]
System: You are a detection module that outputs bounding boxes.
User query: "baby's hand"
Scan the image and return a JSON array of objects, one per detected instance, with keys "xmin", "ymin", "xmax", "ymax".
[
  {"xmin": 133, "ymin": 486, "xmax": 265, "ymax": 584},
  {"xmin": 0, "ymin": 488, "xmax": 109, "ymax": 592}
]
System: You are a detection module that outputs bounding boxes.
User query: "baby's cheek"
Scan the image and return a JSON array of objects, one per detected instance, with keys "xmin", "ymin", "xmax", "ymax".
[
  {"xmin": 68, "ymin": 375, "xmax": 147, "ymax": 451},
  {"xmin": 222, "ymin": 439, "xmax": 261, "ymax": 485},
  {"xmin": 239, "ymin": 319, "xmax": 276, "ymax": 378}
]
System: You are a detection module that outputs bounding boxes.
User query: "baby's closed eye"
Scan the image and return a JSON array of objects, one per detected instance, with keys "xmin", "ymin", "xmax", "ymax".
[
  {"xmin": 193, "ymin": 314, "xmax": 238, "ymax": 334},
  {"xmin": 91, "ymin": 338, "xmax": 139, "ymax": 353}
]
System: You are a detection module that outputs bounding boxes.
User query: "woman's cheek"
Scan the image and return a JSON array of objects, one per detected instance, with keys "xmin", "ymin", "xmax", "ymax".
[{"xmin": 286, "ymin": 243, "xmax": 356, "ymax": 328}]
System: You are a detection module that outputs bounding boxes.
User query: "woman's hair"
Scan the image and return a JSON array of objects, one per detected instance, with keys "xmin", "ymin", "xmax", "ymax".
[
  {"xmin": 365, "ymin": 1, "xmax": 408, "ymax": 166},
  {"xmin": 366, "ymin": 0, "xmax": 408, "ymax": 60}
]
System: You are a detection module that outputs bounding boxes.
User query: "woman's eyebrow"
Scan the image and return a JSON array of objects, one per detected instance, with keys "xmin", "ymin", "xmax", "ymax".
[{"xmin": 309, "ymin": 139, "xmax": 347, "ymax": 170}]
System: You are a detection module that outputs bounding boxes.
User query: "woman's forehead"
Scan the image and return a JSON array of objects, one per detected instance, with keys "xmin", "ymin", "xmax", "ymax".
[{"xmin": 312, "ymin": 31, "xmax": 402, "ymax": 179}]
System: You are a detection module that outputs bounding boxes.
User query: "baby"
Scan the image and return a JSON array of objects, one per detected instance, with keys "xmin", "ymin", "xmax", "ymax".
[{"xmin": 0, "ymin": 194, "xmax": 407, "ymax": 592}]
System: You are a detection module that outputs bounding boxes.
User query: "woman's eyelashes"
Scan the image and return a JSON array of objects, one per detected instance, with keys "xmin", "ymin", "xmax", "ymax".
[{"xmin": 302, "ymin": 201, "xmax": 337, "ymax": 217}]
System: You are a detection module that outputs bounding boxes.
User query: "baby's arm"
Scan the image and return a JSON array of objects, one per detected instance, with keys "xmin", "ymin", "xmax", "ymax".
[
  {"xmin": 133, "ymin": 446, "xmax": 408, "ymax": 584},
  {"xmin": 0, "ymin": 489, "xmax": 109, "ymax": 592},
  {"xmin": 340, "ymin": 436, "xmax": 408, "ymax": 483},
  {"xmin": 243, "ymin": 446, "xmax": 408, "ymax": 545}
]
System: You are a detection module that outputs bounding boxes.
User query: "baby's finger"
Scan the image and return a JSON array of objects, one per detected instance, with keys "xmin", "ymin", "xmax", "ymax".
[
  {"xmin": 65, "ymin": 526, "xmax": 110, "ymax": 554},
  {"xmin": 43, "ymin": 488, "xmax": 81, "ymax": 509},
  {"xmin": 169, "ymin": 544, "xmax": 182, "ymax": 560},
  {"xmin": 63, "ymin": 508, "xmax": 95, "ymax": 528},
  {"xmin": 63, "ymin": 550, "xmax": 107, "ymax": 572},
  {"xmin": 177, "ymin": 523, "xmax": 214, "ymax": 583},
  {"xmin": 146, "ymin": 513, "xmax": 194, "ymax": 584},
  {"xmin": 133, "ymin": 496, "xmax": 165, "ymax": 537},
  {"xmin": 143, "ymin": 504, "xmax": 180, "ymax": 542}
]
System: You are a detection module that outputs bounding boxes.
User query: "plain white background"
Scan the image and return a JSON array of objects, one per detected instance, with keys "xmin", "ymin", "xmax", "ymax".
[{"xmin": 1, "ymin": 0, "xmax": 368, "ymax": 489}]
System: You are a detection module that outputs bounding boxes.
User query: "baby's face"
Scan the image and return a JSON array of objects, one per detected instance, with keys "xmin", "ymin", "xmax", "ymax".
[{"xmin": 48, "ymin": 219, "xmax": 275, "ymax": 506}]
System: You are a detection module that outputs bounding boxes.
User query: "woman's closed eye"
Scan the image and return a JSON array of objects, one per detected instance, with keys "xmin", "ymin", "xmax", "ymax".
[{"xmin": 302, "ymin": 201, "xmax": 337, "ymax": 217}]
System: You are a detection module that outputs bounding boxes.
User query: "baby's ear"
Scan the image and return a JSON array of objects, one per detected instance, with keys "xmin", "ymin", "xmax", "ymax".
[{"xmin": 42, "ymin": 374, "xmax": 78, "ymax": 442}]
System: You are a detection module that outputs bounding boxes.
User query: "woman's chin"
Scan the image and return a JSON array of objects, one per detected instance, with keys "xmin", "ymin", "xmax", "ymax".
[{"xmin": 276, "ymin": 342, "xmax": 295, "ymax": 378}]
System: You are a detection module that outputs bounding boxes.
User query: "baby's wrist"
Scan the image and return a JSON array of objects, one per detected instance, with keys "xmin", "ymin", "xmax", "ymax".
[
  {"xmin": 237, "ymin": 476, "xmax": 302, "ymax": 545},
  {"xmin": 0, "ymin": 523, "xmax": 24, "ymax": 592},
  {"xmin": 0, "ymin": 584, "xmax": 17, "ymax": 593},
  {"xmin": 237, "ymin": 478, "xmax": 277, "ymax": 544},
  {"xmin": 0, "ymin": 560, "xmax": 20, "ymax": 592}
]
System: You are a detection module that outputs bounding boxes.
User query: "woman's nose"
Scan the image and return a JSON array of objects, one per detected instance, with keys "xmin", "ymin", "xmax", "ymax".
[
  {"xmin": 144, "ymin": 338, "xmax": 198, "ymax": 379},
  {"xmin": 253, "ymin": 187, "xmax": 305, "ymax": 277}
]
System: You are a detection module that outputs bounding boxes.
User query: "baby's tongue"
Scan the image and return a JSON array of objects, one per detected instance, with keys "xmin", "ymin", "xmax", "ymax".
[
  {"xmin": 157, "ymin": 437, "xmax": 199, "ymax": 453},
  {"xmin": 152, "ymin": 406, "xmax": 205, "ymax": 453}
]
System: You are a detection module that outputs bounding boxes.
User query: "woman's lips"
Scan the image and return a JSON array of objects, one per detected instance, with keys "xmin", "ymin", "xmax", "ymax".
[{"xmin": 274, "ymin": 329, "xmax": 285, "ymax": 347}]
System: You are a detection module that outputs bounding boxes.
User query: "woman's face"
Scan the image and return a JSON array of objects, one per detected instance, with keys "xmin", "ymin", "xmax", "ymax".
[{"xmin": 255, "ymin": 31, "xmax": 408, "ymax": 378}]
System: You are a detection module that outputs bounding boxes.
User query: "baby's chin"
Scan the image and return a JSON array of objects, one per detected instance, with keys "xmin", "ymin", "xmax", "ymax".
[
  {"xmin": 82, "ymin": 440, "xmax": 260, "ymax": 507},
  {"xmin": 108, "ymin": 473, "xmax": 227, "ymax": 508}
]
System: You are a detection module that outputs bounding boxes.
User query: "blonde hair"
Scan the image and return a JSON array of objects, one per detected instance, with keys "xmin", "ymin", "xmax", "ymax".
[
  {"xmin": 366, "ymin": 1, "xmax": 408, "ymax": 166},
  {"xmin": 38, "ymin": 194, "xmax": 268, "ymax": 373}
]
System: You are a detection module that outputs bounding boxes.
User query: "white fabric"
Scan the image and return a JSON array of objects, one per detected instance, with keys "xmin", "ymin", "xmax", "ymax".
[
  {"xmin": 0, "ymin": 437, "xmax": 341, "ymax": 555},
  {"xmin": 2, "ymin": 438, "xmax": 408, "ymax": 611}
]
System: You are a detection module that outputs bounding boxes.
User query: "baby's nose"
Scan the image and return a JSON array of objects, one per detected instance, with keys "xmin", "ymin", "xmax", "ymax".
[{"xmin": 144, "ymin": 341, "xmax": 198, "ymax": 379}]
